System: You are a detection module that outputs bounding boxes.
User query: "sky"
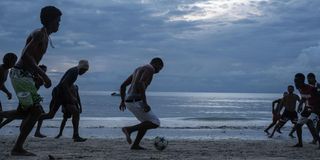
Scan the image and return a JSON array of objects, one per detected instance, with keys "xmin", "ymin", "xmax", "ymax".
[{"xmin": 0, "ymin": 0, "xmax": 319, "ymax": 93}]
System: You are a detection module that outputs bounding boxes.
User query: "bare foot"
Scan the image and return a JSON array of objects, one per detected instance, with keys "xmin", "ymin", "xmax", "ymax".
[
  {"xmin": 73, "ymin": 136, "xmax": 87, "ymax": 142},
  {"xmin": 276, "ymin": 129, "xmax": 282, "ymax": 134},
  {"xmin": 34, "ymin": 132, "xmax": 47, "ymax": 138},
  {"xmin": 131, "ymin": 145, "xmax": 146, "ymax": 150},
  {"xmin": 292, "ymin": 143, "xmax": 303, "ymax": 148},
  {"xmin": 11, "ymin": 148, "xmax": 36, "ymax": 156},
  {"xmin": 55, "ymin": 134, "xmax": 62, "ymax": 139},
  {"xmin": 289, "ymin": 134, "xmax": 296, "ymax": 138},
  {"xmin": 122, "ymin": 127, "xmax": 132, "ymax": 144},
  {"xmin": 309, "ymin": 139, "xmax": 317, "ymax": 145}
]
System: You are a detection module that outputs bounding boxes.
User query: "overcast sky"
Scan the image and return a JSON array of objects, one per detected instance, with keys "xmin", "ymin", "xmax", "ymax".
[{"xmin": 0, "ymin": 0, "xmax": 319, "ymax": 93}]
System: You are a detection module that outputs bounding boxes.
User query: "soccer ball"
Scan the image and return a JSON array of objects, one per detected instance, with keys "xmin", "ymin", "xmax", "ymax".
[{"xmin": 153, "ymin": 136, "xmax": 168, "ymax": 151}]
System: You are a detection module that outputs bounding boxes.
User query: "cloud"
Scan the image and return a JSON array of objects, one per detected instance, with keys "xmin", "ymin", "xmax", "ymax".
[{"xmin": 0, "ymin": 0, "xmax": 319, "ymax": 92}]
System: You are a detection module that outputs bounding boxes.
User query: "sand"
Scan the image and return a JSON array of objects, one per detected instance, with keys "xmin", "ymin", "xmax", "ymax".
[{"xmin": 1, "ymin": 136, "xmax": 320, "ymax": 160}]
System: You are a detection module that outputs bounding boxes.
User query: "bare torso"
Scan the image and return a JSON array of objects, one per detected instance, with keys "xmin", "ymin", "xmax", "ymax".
[
  {"xmin": 126, "ymin": 64, "xmax": 154, "ymax": 100},
  {"xmin": 16, "ymin": 28, "xmax": 48, "ymax": 73},
  {"xmin": 282, "ymin": 93, "xmax": 300, "ymax": 112},
  {"xmin": 0, "ymin": 65, "xmax": 8, "ymax": 87}
]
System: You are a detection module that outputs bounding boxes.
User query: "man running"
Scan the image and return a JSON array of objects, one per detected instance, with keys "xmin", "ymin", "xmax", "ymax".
[
  {"xmin": 0, "ymin": 65, "xmax": 48, "ymax": 138},
  {"xmin": 8, "ymin": 6, "xmax": 61, "ymax": 156},
  {"xmin": 264, "ymin": 92, "xmax": 287, "ymax": 135},
  {"xmin": 55, "ymin": 84, "xmax": 82, "ymax": 139},
  {"xmin": 41, "ymin": 60, "xmax": 89, "ymax": 142},
  {"xmin": 0, "ymin": 53, "xmax": 18, "ymax": 123},
  {"xmin": 269, "ymin": 85, "xmax": 300, "ymax": 138},
  {"xmin": 120, "ymin": 57, "xmax": 164, "ymax": 150},
  {"xmin": 293, "ymin": 73, "xmax": 320, "ymax": 148},
  {"xmin": 307, "ymin": 72, "xmax": 320, "ymax": 143}
]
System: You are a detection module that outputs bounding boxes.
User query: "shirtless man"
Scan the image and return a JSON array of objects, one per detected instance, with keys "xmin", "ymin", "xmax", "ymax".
[
  {"xmin": 0, "ymin": 65, "xmax": 48, "ymax": 138},
  {"xmin": 0, "ymin": 53, "xmax": 18, "ymax": 123},
  {"xmin": 264, "ymin": 92, "xmax": 287, "ymax": 135},
  {"xmin": 41, "ymin": 60, "xmax": 89, "ymax": 142},
  {"xmin": 8, "ymin": 6, "xmax": 61, "ymax": 156},
  {"xmin": 120, "ymin": 58, "xmax": 164, "ymax": 150},
  {"xmin": 293, "ymin": 73, "xmax": 320, "ymax": 148},
  {"xmin": 269, "ymin": 85, "xmax": 300, "ymax": 138}
]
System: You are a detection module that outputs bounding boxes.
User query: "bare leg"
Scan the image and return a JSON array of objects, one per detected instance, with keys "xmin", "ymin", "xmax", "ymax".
[
  {"xmin": 11, "ymin": 105, "xmax": 42, "ymax": 156},
  {"xmin": 0, "ymin": 110, "xmax": 23, "ymax": 119},
  {"xmin": 289, "ymin": 123, "xmax": 297, "ymax": 138},
  {"xmin": 123, "ymin": 121, "xmax": 159, "ymax": 150},
  {"xmin": 264, "ymin": 121, "xmax": 277, "ymax": 135},
  {"xmin": 0, "ymin": 118, "xmax": 15, "ymax": 129},
  {"xmin": 277, "ymin": 121, "xmax": 285, "ymax": 133},
  {"xmin": 269, "ymin": 121, "xmax": 284, "ymax": 138},
  {"xmin": 67, "ymin": 105, "xmax": 86, "ymax": 142},
  {"xmin": 55, "ymin": 117, "xmax": 68, "ymax": 139},
  {"xmin": 306, "ymin": 120, "xmax": 319, "ymax": 146},
  {"xmin": 34, "ymin": 119, "xmax": 46, "ymax": 138},
  {"xmin": 293, "ymin": 123, "xmax": 303, "ymax": 147},
  {"xmin": 39, "ymin": 99, "xmax": 60, "ymax": 120}
]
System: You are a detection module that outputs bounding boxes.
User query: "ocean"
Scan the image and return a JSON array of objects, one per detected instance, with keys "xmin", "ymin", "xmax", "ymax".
[{"xmin": 0, "ymin": 91, "xmax": 313, "ymax": 140}]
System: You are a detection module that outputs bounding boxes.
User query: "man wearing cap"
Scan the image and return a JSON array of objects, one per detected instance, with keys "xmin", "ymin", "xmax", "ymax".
[{"xmin": 40, "ymin": 60, "xmax": 89, "ymax": 142}]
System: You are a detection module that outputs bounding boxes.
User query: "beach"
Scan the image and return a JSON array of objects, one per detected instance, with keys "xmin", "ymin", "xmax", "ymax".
[
  {"xmin": 1, "ymin": 136, "xmax": 320, "ymax": 160},
  {"xmin": 1, "ymin": 92, "xmax": 317, "ymax": 159}
]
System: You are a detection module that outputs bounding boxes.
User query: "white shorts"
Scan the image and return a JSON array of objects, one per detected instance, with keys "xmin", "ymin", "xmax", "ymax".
[
  {"xmin": 298, "ymin": 113, "xmax": 319, "ymax": 127},
  {"xmin": 126, "ymin": 101, "xmax": 160, "ymax": 126}
]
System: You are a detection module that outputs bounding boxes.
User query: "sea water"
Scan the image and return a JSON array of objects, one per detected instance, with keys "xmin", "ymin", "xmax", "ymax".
[{"xmin": 0, "ymin": 91, "xmax": 313, "ymax": 140}]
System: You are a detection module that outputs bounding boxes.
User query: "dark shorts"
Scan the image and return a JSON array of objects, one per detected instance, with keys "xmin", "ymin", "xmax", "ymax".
[
  {"xmin": 280, "ymin": 110, "xmax": 298, "ymax": 123},
  {"xmin": 52, "ymin": 86, "xmax": 75, "ymax": 105}
]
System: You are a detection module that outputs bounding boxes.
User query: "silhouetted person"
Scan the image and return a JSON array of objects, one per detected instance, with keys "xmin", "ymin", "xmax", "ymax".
[
  {"xmin": 8, "ymin": 6, "xmax": 61, "ymax": 156},
  {"xmin": 293, "ymin": 73, "xmax": 320, "ymax": 148},
  {"xmin": 307, "ymin": 72, "xmax": 320, "ymax": 143},
  {"xmin": 120, "ymin": 57, "xmax": 164, "ymax": 150},
  {"xmin": 0, "ymin": 53, "xmax": 18, "ymax": 123},
  {"xmin": 55, "ymin": 84, "xmax": 82, "ymax": 139},
  {"xmin": 0, "ymin": 65, "xmax": 48, "ymax": 138},
  {"xmin": 269, "ymin": 85, "xmax": 300, "ymax": 138},
  {"xmin": 264, "ymin": 92, "xmax": 287, "ymax": 135},
  {"xmin": 41, "ymin": 60, "xmax": 89, "ymax": 142}
]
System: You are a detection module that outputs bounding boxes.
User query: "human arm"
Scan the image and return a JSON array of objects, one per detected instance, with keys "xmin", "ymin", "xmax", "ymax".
[
  {"xmin": 75, "ymin": 85, "xmax": 82, "ymax": 113},
  {"xmin": 21, "ymin": 31, "xmax": 51, "ymax": 88},
  {"xmin": 271, "ymin": 99, "xmax": 281, "ymax": 114},
  {"xmin": 0, "ymin": 85, "xmax": 12, "ymax": 100},
  {"xmin": 119, "ymin": 75, "xmax": 133, "ymax": 111},
  {"xmin": 138, "ymin": 69, "xmax": 153, "ymax": 112},
  {"xmin": 0, "ymin": 71, "xmax": 12, "ymax": 99}
]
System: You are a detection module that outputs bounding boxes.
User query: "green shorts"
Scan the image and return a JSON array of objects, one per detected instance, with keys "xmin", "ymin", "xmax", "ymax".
[{"xmin": 10, "ymin": 68, "xmax": 42, "ymax": 110}]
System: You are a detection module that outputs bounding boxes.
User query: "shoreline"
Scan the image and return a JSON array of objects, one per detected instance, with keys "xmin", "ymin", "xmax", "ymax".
[{"xmin": 1, "ymin": 136, "xmax": 320, "ymax": 160}]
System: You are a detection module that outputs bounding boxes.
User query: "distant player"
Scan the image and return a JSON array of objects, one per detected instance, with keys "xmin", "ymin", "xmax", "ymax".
[
  {"xmin": 0, "ymin": 53, "xmax": 18, "ymax": 123},
  {"xmin": 264, "ymin": 92, "xmax": 287, "ymax": 135},
  {"xmin": 41, "ymin": 60, "xmax": 89, "ymax": 142},
  {"xmin": 55, "ymin": 85, "xmax": 82, "ymax": 139},
  {"xmin": 269, "ymin": 85, "xmax": 300, "ymax": 138}
]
